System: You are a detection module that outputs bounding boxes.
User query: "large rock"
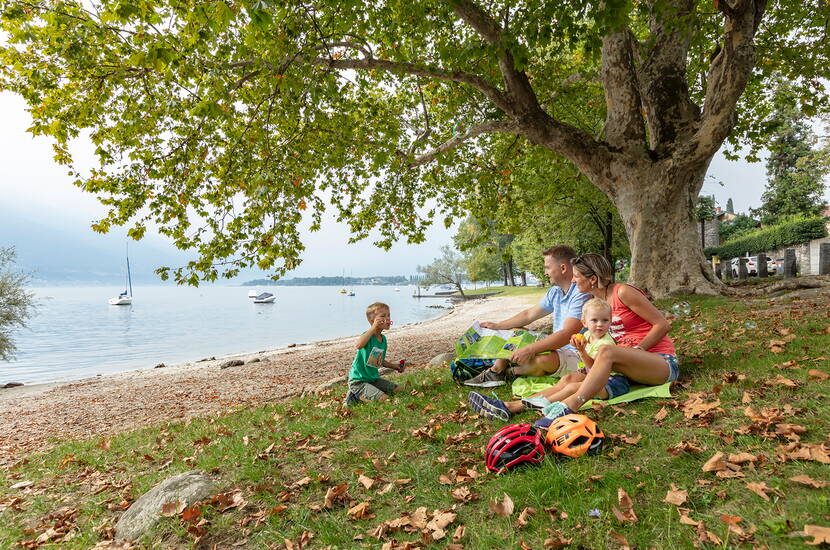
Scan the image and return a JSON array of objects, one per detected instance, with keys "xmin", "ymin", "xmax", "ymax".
[
  {"xmin": 428, "ymin": 352, "xmax": 455, "ymax": 366},
  {"xmin": 115, "ymin": 471, "xmax": 216, "ymax": 541}
]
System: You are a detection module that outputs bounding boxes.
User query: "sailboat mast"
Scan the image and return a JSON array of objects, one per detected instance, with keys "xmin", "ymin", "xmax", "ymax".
[{"xmin": 126, "ymin": 244, "xmax": 133, "ymax": 297}]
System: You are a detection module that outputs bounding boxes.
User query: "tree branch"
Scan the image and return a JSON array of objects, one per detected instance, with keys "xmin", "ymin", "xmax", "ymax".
[
  {"xmin": 683, "ymin": 0, "xmax": 767, "ymax": 163},
  {"xmin": 448, "ymin": 0, "xmax": 542, "ymax": 117},
  {"xmin": 306, "ymin": 56, "xmax": 511, "ymax": 113},
  {"xmin": 408, "ymin": 120, "xmax": 520, "ymax": 167}
]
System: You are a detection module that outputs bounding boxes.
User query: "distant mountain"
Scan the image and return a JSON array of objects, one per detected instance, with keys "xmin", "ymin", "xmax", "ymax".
[
  {"xmin": 0, "ymin": 206, "xmax": 193, "ymax": 284},
  {"xmin": 244, "ymin": 275, "xmax": 413, "ymax": 286}
]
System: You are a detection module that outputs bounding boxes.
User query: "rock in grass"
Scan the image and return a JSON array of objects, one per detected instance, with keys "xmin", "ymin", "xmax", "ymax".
[
  {"xmin": 220, "ymin": 359, "xmax": 245, "ymax": 369},
  {"xmin": 115, "ymin": 471, "xmax": 216, "ymax": 541},
  {"xmin": 428, "ymin": 352, "xmax": 456, "ymax": 366}
]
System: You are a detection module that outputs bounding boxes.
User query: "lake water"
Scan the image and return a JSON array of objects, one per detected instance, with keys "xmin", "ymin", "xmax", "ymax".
[{"xmin": 1, "ymin": 285, "xmax": 451, "ymax": 385}]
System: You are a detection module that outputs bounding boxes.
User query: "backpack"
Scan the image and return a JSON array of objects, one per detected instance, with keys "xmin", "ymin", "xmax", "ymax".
[{"xmin": 450, "ymin": 358, "xmax": 495, "ymax": 383}]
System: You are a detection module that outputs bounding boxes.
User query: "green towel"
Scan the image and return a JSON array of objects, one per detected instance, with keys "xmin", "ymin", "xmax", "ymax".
[{"xmin": 511, "ymin": 376, "xmax": 672, "ymax": 408}]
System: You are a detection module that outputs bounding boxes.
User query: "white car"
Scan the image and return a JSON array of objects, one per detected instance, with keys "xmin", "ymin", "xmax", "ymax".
[{"xmin": 730, "ymin": 256, "xmax": 774, "ymax": 277}]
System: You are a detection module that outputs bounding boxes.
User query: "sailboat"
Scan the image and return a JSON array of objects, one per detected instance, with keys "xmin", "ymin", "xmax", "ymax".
[{"xmin": 108, "ymin": 244, "xmax": 133, "ymax": 306}]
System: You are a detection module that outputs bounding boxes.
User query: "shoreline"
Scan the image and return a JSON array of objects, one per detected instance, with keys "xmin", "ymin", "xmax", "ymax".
[
  {"xmin": 0, "ymin": 293, "xmax": 542, "ymax": 464},
  {"xmin": 0, "ymin": 302, "xmax": 458, "ymax": 399}
]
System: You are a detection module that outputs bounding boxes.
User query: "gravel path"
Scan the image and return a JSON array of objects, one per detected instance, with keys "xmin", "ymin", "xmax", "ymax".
[{"xmin": 0, "ymin": 294, "xmax": 540, "ymax": 466}]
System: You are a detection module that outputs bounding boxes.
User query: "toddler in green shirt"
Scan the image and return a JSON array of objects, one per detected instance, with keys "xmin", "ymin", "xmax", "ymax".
[{"xmin": 344, "ymin": 302, "xmax": 405, "ymax": 406}]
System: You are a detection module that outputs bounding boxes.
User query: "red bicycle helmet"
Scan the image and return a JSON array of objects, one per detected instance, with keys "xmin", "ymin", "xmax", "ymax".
[
  {"xmin": 545, "ymin": 414, "xmax": 604, "ymax": 458},
  {"xmin": 485, "ymin": 423, "xmax": 545, "ymax": 472}
]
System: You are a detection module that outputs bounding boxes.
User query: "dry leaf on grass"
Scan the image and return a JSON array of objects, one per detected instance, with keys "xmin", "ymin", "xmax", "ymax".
[
  {"xmin": 804, "ymin": 525, "xmax": 830, "ymax": 545},
  {"xmin": 745, "ymin": 481, "xmax": 782, "ymax": 501},
  {"xmin": 789, "ymin": 474, "xmax": 828, "ymax": 488},
  {"xmin": 653, "ymin": 407, "xmax": 668, "ymax": 421},
  {"xmin": 323, "ymin": 483, "xmax": 348, "ymax": 509},
  {"xmin": 664, "ymin": 484, "xmax": 687, "ymax": 506},
  {"xmin": 702, "ymin": 451, "xmax": 726, "ymax": 472},
  {"xmin": 678, "ymin": 508, "xmax": 701, "ymax": 526},
  {"xmin": 490, "ymin": 493, "xmax": 514, "ymax": 518},
  {"xmin": 452, "ymin": 524, "xmax": 465, "ymax": 542},
  {"xmin": 515, "ymin": 507, "xmax": 536, "ymax": 528},
  {"xmin": 544, "ymin": 529, "xmax": 573, "ymax": 549},
  {"xmin": 612, "ymin": 488, "xmax": 637, "ymax": 523},
  {"xmin": 357, "ymin": 474, "xmax": 374, "ymax": 490},
  {"xmin": 347, "ymin": 501, "xmax": 373, "ymax": 520},
  {"xmin": 610, "ymin": 531, "xmax": 631, "ymax": 550},
  {"xmin": 807, "ymin": 369, "xmax": 829, "ymax": 381},
  {"xmin": 160, "ymin": 500, "xmax": 186, "ymax": 517},
  {"xmin": 212, "ymin": 491, "xmax": 247, "ymax": 512}
]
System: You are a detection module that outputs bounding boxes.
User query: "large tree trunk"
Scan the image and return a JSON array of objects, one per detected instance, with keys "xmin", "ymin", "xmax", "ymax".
[{"xmin": 613, "ymin": 167, "xmax": 722, "ymax": 297}]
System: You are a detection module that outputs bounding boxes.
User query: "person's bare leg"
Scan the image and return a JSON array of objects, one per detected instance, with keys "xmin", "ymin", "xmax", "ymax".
[
  {"xmin": 560, "ymin": 346, "xmax": 669, "ymax": 411},
  {"xmin": 490, "ymin": 358, "xmax": 510, "ymax": 373},
  {"xmin": 512, "ymin": 353, "xmax": 560, "ymax": 377}
]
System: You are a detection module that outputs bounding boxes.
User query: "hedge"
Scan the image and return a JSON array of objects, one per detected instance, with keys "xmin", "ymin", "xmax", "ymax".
[{"xmin": 704, "ymin": 217, "xmax": 828, "ymax": 259}]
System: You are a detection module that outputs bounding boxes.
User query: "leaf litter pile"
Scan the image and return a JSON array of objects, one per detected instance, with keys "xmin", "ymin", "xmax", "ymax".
[{"xmin": 1, "ymin": 291, "xmax": 829, "ymax": 549}]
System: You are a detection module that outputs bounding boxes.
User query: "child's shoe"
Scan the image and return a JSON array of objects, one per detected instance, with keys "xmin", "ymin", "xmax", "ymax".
[
  {"xmin": 541, "ymin": 401, "xmax": 576, "ymax": 420},
  {"xmin": 521, "ymin": 395, "xmax": 552, "ymax": 411},
  {"xmin": 343, "ymin": 390, "xmax": 360, "ymax": 407}
]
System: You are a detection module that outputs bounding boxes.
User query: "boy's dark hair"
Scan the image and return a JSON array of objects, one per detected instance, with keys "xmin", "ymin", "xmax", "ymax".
[
  {"xmin": 366, "ymin": 302, "xmax": 390, "ymax": 321},
  {"xmin": 542, "ymin": 245, "xmax": 577, "ymax": 264}
]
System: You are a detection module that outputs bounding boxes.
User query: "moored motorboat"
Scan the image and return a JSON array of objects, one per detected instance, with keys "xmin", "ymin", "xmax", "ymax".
[{"xmin": 253, "ymin": 292, "xmax": 276, "ymax": 303}]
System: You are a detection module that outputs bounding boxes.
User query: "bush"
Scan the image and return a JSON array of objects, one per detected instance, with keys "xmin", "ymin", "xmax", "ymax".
[{"xmin": 704, "ymin": 216, "xmax": 827, "ymax": 259}]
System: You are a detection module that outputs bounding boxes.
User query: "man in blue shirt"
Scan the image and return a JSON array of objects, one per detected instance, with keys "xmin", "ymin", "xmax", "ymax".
[{"xmin": 464, "ymin": 245, "xmax": 590, "ymax": 388}]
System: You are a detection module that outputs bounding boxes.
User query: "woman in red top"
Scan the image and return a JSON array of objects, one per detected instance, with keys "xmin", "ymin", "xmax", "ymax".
[
  {"xmin": 466, "ymin": 253, "xmax": 679, "ymax": 424},
  {"xmin": 541, "ymin": 253, "xmax": 679, "ymax": 416}
]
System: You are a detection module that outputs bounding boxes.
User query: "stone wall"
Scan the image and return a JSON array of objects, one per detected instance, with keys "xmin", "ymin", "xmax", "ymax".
[
  {"xmin": 696, "ymin": 219, "xmax": 720, "ymax": 249},
  {"xmin": 766, "ymin": 235, "xmax": 830, "ymax": 275}
]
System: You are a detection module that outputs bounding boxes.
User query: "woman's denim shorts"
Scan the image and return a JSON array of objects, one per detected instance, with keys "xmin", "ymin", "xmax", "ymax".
[{"xmin": 656, "ymin": 353, "xmax": 680, "ymax": 382}]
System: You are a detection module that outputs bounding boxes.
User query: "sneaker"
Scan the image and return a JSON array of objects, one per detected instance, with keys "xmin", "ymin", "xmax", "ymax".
[
  {"xmin": 533, "ymin": 417, "xmax": 554, "ymax": 430},
  {"xmin": 541, "ymin": 401, "xmax": 575, "ymax": 420},
  {"xmin": 463, "ymin": 369, "xmax": 508, "ymax": 388},
  {"xmin": 521, "ymin": 395, "xmax": 552, "ymax": 411},
  {"xmin": 343, "ymin": 391, "xmax": 360, "ymax": 407},
  {"xmin": 468, "ymin": 391, "xmax": 512, "ymax": 421}
]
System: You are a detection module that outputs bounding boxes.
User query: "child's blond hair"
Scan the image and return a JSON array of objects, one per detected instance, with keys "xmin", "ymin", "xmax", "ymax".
[
  {"xmin": 366, "ymin": 302, "xmax": 390, "ymax": 321},
  {"xmin": 582, "ymin": 298, "xmax": 612, "ymax": 319}
]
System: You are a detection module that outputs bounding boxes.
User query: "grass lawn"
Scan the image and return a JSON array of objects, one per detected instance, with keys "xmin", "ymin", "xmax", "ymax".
[
  {"xmin": 460, "ymin": 285, "xmax": 547, "ymax": 298},
  {"xmin": 1, "ymin": 290, "xmax": 829, "ymax": 549}
]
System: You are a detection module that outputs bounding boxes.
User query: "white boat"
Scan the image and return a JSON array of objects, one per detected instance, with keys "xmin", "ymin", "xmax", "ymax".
[
  {"xmin": 394, "ymin": 287, "xmax": 400, "ymax": 292},
  {"xmin": 108, "ymin": 245, "xmax": 133, "ymax": 306},
  {"xmin": 347, "ymin": 291, "xmax": 355, "ymax": 296},
  {"xmin": 248, "ymin": 289, "xmax": 258, "ymax": 298},
  {"xmin": 253, "ymin": 292, "xmax": 276, "ymax": 303}
]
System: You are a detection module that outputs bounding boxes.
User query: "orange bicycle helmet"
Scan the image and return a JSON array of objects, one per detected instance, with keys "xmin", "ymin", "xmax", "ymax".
[{"xmin": 545, "ymin": 414, "xmax": 604, "ymax": 458}]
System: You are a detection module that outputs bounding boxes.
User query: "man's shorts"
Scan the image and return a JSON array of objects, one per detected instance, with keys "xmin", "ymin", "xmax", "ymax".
[
  {"xmin": 349, "ymin": 377, "xmax": 398, "ymax": 401},
  {"xmin": 550, "ymin": 348, "xmax": 580, "ymax": 376}
]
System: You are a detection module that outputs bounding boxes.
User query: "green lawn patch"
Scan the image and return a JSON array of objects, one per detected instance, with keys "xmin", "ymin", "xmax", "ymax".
[
  {"xmin": 1, "ymin": 294, "xmax": 829, "ymax": 549},
  {"xmin": 461, "ymin": 285, "xmax": 547, "ymax": 298}
]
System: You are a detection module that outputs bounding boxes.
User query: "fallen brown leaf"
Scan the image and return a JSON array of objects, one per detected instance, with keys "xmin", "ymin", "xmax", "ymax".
[
  {"xmin": 347, "ymin": 501, "xmax": 373, "ymax": 520},
  {"xmin": 357, "ymin": 474, "xmax": 374, "ymax": 490},
  {"xmin": 789, "ymin": 474, "xmax": 828, "ymax": 488},
  {"xmin": 807, "ymin": 369, "xmax": 829, "ymax": 381},
  {"xmin": 515, "ymin": 507, "xmax": 536, "ymax": 528},
  {"xmin": 490, "ymin": 493, "xmax": 514, "ymax": 518},
  {"xmin": 702, "ymin": 451, "xmax": 726, "ymax": 472},
  {"xmin": 664, "ymin": 484, "xmax": 687, "ymax": 506},
  {"xmin": 745, "ymin": 481, "xmax": 781, "ymax": 501},
  {"xmin": 612, "ymin": 488, "xmax": 637, "ymax": 523},
  {"xmin": 160, "ymin": 500, "xmax": 186, "ymax": 517}
]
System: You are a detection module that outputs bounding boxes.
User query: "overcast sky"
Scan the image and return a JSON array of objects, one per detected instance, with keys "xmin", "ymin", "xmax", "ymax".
[{"xmin": 0, "ymin": 91, "xmax": 824, "ymax": 280}]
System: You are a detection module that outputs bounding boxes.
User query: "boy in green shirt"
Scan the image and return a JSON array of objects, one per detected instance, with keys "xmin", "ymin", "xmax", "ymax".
[{"xmin": 344, "ymin": 302, "xmax": 405, "ymax": 406}]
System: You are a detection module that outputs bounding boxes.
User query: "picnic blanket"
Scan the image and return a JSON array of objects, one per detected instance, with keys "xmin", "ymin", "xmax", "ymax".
[{"xmin": 511, "ymin": 376, "xmax": 672, "ymax": 410}]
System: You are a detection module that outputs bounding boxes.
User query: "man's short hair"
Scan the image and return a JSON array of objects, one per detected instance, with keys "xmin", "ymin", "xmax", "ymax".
[
  {"xmin": 366, "ymin": 302, "xmax": 390, "ymax": 321},
  {"xmin": 542, "ymin": 245, "xmax": 577, "ymax": 264}
]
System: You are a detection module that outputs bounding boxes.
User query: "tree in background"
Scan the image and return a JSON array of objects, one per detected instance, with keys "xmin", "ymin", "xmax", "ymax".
[
  {"xmin": 751, "ymin": 86, "xmax": 830, "ymax": 225},
  {"xmin": 726, "ymin": 198, "xmax": 735, "ymax": 215},
  {"xmin": 719, "ymin": 214, "xmax": 760, "ymax": 243},
  {"xmin": 0, "ymin": 247, "xmax": 35, "ymax": 362},
  {"xmin": 3, "ymin": 1, "xmax": 829, "ymax": 296},
  {"xmin": 417, "ymin": 245, "xmax": 466, "ymax": 297},
  {"xmin": 453, "ymin": 217, "xmax": 510, "ymax": 287}
]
